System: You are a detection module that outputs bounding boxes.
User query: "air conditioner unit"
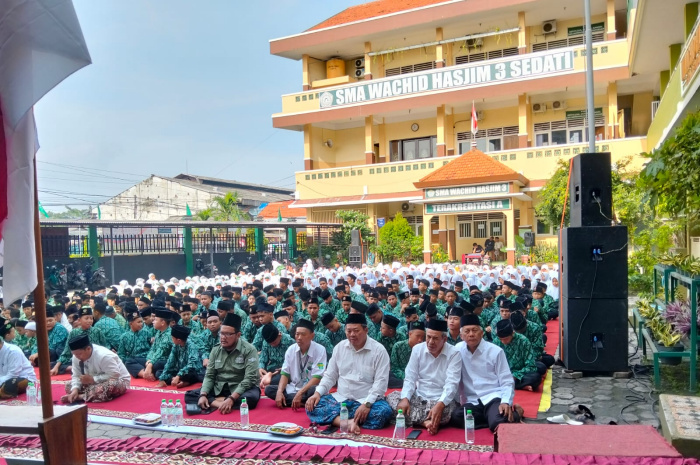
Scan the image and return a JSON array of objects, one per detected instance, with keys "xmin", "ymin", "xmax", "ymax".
[
  {"xmin": 354, "ymin": 67, "xmax": 365, "ymax": 79},
  {"xmin": 476, "ymin": 110, "xmax": 485, "ymax": 121},
  {"xmin": 354, "ymin": 57, "xmax": 365, "ymax": 68},
  {"xmin": 542, "ymin": 20, "xmax": 557, "ymax": 35},
  {"xmin": 532, "ymin": 103, "xmax": 547, "ymax": 113},
  {"xmin": 466, "ymin": 38, "xmax": 483, "ymax": 48},
  {"xmin": 551, "ymin": 100, "xmax": 567, "ymax": 110},
  {"xmin": 401, "ymin": 202, "xmax": 414, "ymax": 213}
]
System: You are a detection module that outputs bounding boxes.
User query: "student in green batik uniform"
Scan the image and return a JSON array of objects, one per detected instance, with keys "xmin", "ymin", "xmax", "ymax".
[
  {"xmin": 22, "ymin": 322, "xmax": 37, "ymax": 359},
  {"xmin": 197, "ymin": 313, "xmax": 261, "ymax": 412},
  {"xmin": 252, "ymin": 303, "xmax": 289, "ymax": 351},
  {"xmin": 113, "ymin": 308, "xmax": 128, "ymax": 331},
  {"xmin": 511, "ymin": 311, "xmax": 554, "ymax": 372},
  {"xmin": 52, "ymin": 307, "xmax": 107, "ymax": 375},
  {"xmin": 312, "ymin": 331, "xmax": 334, "ymax": 360},
  {"xmin": 445, "ymin": 306, "xmax": 464, "ymax": 346},
  {"xmin": 376, "ymin": 314, "xmax": 406, "ymax": 356},
  {"xmin": 128, "ymin": 308, "xmax": 174, "ymax": 381},
  {"xmin": 93, "ymin": 302, "xmax": 125, "ymax": 351},
  {"xmin": 436, "ymin": 287, "xmax": 449, "ymax": 317},
  {"xmin": 118, "ymin": 307, "xmax": 151, "ymax": 376},
  {"xmin": 488, "ymin": 298, "xmax": 513, "ymax": 339},
  {"xmin": 502, "ymin": 281, "xmax": 519, "ymax": 302},
  {"xmin": 532, "ymin": 284, "xmax": 553, "ymax": 325},
  {"xmin": 389, "ymin": 321, "xmax": 426, "ymax": 389},
  {"xmin": 258, "ymin": 323, "xmax": 295, "ymax": 392},
  {"xmin": 366, "ymin": 303, "xmax": 383, "ymax": 340},
  {"xmin": 397, "ymin": 306, "xmax": 420, "ymax": 337},
  {"xmin": 480, "ymin": 293, "xmax": 499, "ymax": 328},
  {"xmin": 384, "ymin": 292, "xmax": 401, "ymax": 317},
  {"xmin": 319, "ymin": 278, "xmax": 335, "ymax": 298},
  {"xmin": 335, "ymin": 296, "xmax": 351, "ymax": 324},
  {"xmin": 319, "ymin": 290, "xmax": 340, "ymax": 319},
  {"xmin": 321, "ymin": 312, "xmax": 346, "ymax": 347},
  {"xmin": 281, "ymin": 297, "xmax": 300, "ymax": 325},
  {"xmin": 242, "ymin": 308, "xmax": 262, "ymax": 344},
  {"xmin": 196, "ymin": 310, "xmax": 222, "ymax": 367},
  {"xmin": 28, "ymin": 306, "xmax": 68, "ymax": 366},
  {"xmin": 157, "ymin": 325, "xmax": 204, "ymax": 388},
  {"xmin": 178, "ymin": 301, "xmax": 203, "ymax": 335},
  {"xmin": 11, "ymin": 321, "xmax": 30, "ymax": 354},
  {"xmin": 298, "ymin": 299, "xmax": 326, "ymax": 335},
  {"xmin": 140, "ymin": 308, "xmax": 156, "ymax": 341},
  {"xmin": 19, "ymin": 302, "xmax": 33, "ymax": 321},
  {"xmin": 493, "ymin": 319, "xmax": 541, "ymax": 392}
]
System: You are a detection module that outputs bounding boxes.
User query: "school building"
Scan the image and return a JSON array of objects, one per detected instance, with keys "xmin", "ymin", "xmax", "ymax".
[{"xmin": 270, "ymin": 0, "xmax": 700, "ymax": 264}]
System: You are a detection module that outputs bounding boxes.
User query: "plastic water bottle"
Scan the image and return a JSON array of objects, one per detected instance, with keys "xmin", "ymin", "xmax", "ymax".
[
  {"xmin": 339, "ymin": 403, "xmax": 349, "ymax": 434},
  {"xmin": 465, "ymin": 410, "xmax": 475, "ymax": 444},
  {"xmin": 174, "ymin": 400, "xmax": 184, "ymax": 427},
  {"xmin": 395, "ymin": 409, "xmax": 406, "ymax": 441},
  {"xmin": 27, "ymin": 382, "xmax": 36, "ymax": 406},
  {"xmin": 240, "ymin": 398, "xmax": 249, "ymax": 429},
  {"xmin": 35, "ymin": 381, "xmax": 41, "ymax": 404},
  {"xmin": 160, "ymin": 399, "xmax": 169, "ymax": 426},
  {"xmin": 167, "ymin": 400, "xmax": 175, "ymax": 427}
]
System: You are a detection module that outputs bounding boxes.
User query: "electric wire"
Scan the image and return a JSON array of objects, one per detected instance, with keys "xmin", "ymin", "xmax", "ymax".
[{"xmin": 575, "ymin": 258, "xmax": 599, "ymax": 364}]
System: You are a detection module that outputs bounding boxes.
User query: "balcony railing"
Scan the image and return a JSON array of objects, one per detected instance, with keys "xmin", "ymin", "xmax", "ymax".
[{"xmin": 295, "ymin": 137, "xmax": 647, "ymax": 202}]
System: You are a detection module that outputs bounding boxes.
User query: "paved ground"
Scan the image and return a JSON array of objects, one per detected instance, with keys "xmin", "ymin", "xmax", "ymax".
[{"xmin": 86, "ymin": 322, "xmax": 660, "ymax": 440}]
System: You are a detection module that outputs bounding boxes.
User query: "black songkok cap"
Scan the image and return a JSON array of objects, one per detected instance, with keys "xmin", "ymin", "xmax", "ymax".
[
  {"xmin": 425, "ymin": 303, "xmax": 437, "ymax": 316},
  {"xmin": 460, "ymin": 300, "xmax": 476, "ymax": 313},
  {"xmin": 448, "ymin": 306, "xmax": 464, "ymax": 318},
  {"xmin": 496, "ymin": 319, "xmax": 514, "ymax": 338},
  {"xmin": 79, "ymin": 306, "xmax": 93, "ymax": 317},
  {"xmin": 68, "ymin": 333, "xmax": 90, "ymax": 351},
  {"xmin": 426, "ymin": 319, "xmax": 448, "ymax": 332},
  {"xmin": 297, "ymin": 318, "xmax": 315, "ymax": 332},
  {"xmin": 510, "ymin": 311, "xmax": 527, "ymax": 330},
  {"xmin": 126, "ymin": 309, "xmax": 141, "ymax": 322},
  {"xmin": 154, "ymin": 308, "xmax": 172, "ymax": 321},
  {"xmin": 404, "ymin": 306, "xmax": 417, "ymax": 316},
  {"xmin": 509, "ymin": 301, "xmax": 525, "ymax": 313},
  {"xmin": 382, "ymin": 314, "xmax": 400, "ymax": 328},
  {"xmin": 408, "ymin": 321, "xmax": 425, "ymax": 332},
  {"xmin": 207, "ymin": 309, "xmax": 220, "ymax": 319},
  {"xmin": 365, "ymin": 303, "xmax": 380, "ymax": 316},
  {"xmin": 171, "ymin": 324, "xmax": 191, "ymax": 341},
  {"xmin": 341, "ymin": 296, "xmax": 352, "ymax": 303},
  {"xmin": 274, "ymin": 310, "xmax": 289, "ymax": 319},
  {"xmin": 261, "ymin": 323, "xmax": 280, "ymax": 343},
  {"xmin": 320, "ymin": 290, "xmax": 332, "ymax": 300},
  {"xmin": 351, "ymin": 301, "xmax": 369, "ymax": 313},
  {"xmin": 346, "ymin": 313, "xmax": 367, "ymax": 325},
  {"xmin": 397, "ymin": 291, "xmax": 409, "ymax": 300},
  {"xmin": 460, "ymin": 314, "xmax": 481, "ymax": 328},
  {"xmin": 410, "ymin": 288, "xmax": 420, "ymax": 296},
  {"xmin": 139, "ymin": 308, "xmax": 153, "ymax": 317},
  {"xmin": 321, "ymin": 312, "xmax": 335, "ymax": 326},
  {"xmin": 455, "ymin": 281, "xmax": 464, "ymax": 288},
  {"xmin": 283, "ymin": 299, "xmax": 295, "ymax": 309},
  {"xmin": 222, "ymin": 313, "xmax": 242, "ymax": 331},
  {"xmin": 258, "ymin": 302, "xmax": 275, "ymax": 313},
  {"xmin": 217, "ymin": 300, "xmax": 233, "ymax": 312}
]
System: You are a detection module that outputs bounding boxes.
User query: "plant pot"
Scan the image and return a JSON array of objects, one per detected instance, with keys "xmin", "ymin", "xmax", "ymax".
[{"xmin": 655, "ymin": 342, "xmax": 684, "ymax": 365}]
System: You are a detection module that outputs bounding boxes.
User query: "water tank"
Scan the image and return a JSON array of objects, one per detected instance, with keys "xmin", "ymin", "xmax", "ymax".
[{"xmin": 326, "ymin": 58, "xmax": 346, "ymax": 79}]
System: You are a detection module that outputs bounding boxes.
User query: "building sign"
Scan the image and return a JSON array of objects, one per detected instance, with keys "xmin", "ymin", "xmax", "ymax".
[
  {"xmin": 425, "ymin": 199, "xmax": 510, "ymax": 214},
  {"xmin": 565, "ymin": 107, "xmax": 603, "ymax": 120},
  {"xmin": 425, "ymin": 183, "xmax": 508, "ymax": 199},
  {"xmin": 567, "ymin": 22, "xmax": 605, "ymax": 37},
  {"xmin": 319, "ymin": 50, "xmax": 574, "ymax": 108},
  {"xmin": 157, "ymin": 228, "xmax": 172, "ymax": 234}
]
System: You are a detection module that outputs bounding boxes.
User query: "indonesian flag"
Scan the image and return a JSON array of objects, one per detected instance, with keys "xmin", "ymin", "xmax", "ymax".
[
  {"xmin": 470, "ymin": 101, "xmax": 479, "ymax": 149},
  {"xmin": 0, "ymin": 0, "xmax": 91, "ymax": 303}
]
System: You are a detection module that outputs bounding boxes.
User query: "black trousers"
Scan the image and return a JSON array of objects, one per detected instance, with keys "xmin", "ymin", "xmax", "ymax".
[
  {"xmin": 263, "ymin": 385, "xmax": 316, "ymax": 404},
  {"xmin": 540, "ymin": 353, "xmax": 555, "ymax": 368},
  {"xmin": 548, "ymin": 309, "xmax": 559, "ymax": 320},
  {"xmin": 388, "ymin": 373, "xmax": 404, "ymax": 389},
  {"xmin": 514, "ymin": 372, "xmax": 542, "ymax": 390},
  {"xmin": 124, "ymin": 358, "xmax": 165, "ymax": 379},
  {"xmin": 207, "ymin": 385, "xmax": 261, "ymax": 409},
  {"xmin": 163, "ymin": 370, "xmax": 204, "ymax": 385},
  {"xmin": 451, "ymin": 398, "xmax": 521, "ymax": 432}
]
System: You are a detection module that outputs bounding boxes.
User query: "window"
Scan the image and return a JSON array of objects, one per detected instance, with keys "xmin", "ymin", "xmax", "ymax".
[
  {"xmin": 458, "ymin": 222, "xmax": 472, "ymax": 238},
  {"xmin": 390, "ymin": 136, "xmax": 437, "ymax": 161},
  {"xmin": 457, "ymin": 126, "xmax": 518, "ymax": 154},
  {"xmin": 474, "ymin": 220, "xmax": 488, "ymax": 239},
  {"xmin": 385, "ymin": 61, "xmax": 435, "ymax": 77},
  {"xmin": 404, "ymin": 215, "xmax": 424, "ymax": 236},
  {"xmin": 534, "ymin": 116, "xmax": 605, "ymax": 147},
  {"xmin": 489, "ymin": 221, "xmax": 502, "ymax": 237},
  {"xmin": 536, "ymin": 219, "xmax": 558, "ymax": 235}
]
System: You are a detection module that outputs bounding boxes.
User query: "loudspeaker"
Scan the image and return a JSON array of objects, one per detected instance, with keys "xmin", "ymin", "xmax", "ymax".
[
  {"xmin": 570, "ymin": 152, "xmax": 613, "ymax": 227},
  {"xmin": 560, "ymin": 297, "xmax": 628, "ymax": 372},
  {"xmin": 559, "ymin": 226, "xmax": 628, "ymax": 299},
  {"xmin": 350, "ymin": 229, "xmax": 361, "ymax": 246},
  {"xmin": 523, "ymin": 231, "xmax": 535, "ymax": 247}
]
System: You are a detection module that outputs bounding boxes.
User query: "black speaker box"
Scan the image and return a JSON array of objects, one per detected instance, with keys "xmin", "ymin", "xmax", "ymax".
[
  {"xmin": 559, "ymin": 226, "xmax": 628, "ymax": 299},
  {"xmin": 523, "ymin": 232, "xmax": 535, "ymax": 247},
  {"xmin": 560, "ymin": 297, "xmax": 628, "ymax": 372},
  {"xmin": 570, "ymin": 152, "xmax": 613, "ymax": 227}
]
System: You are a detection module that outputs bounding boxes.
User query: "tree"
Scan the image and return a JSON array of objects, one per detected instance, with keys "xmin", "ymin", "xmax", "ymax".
[
  {"xmin": 534, "ymin": 159, "xmax": 571, "ymax": 228},
  {"xmin": 373, "ymin": 212, "xmax": 423, "ymax": 262},
  {"xmin": 45, "ymin": 207, "xmax": 90, "ymax": 219},
  {"xmin": 330, "ymin": 210, "xmax": 373, "ymax": 258},
  {"xmin": 208, "ymin": 192, "xmax": 249, "ymax": 222},
  {"xmin": 194, "ymin": 208, "xmax": 213, "ymax": 221}
]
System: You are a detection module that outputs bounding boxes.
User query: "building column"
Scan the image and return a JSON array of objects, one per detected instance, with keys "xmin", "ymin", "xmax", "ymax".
[
  {"xmin": 378, "ymin": 122, "xmax": 387, "ymax": 163},
  {"xmin": 304, "ymin": 124, "xmax": 313, "ymax": 170},
  {"xmin": 435, "ymin": 28, "xmax": 445, "ymax": 68},
  {"xmin": 504, "ymin": 209, "xmax": 516, "ymax": 266},
  {"xmin": 302, "ymin": 54, "xmax": 311, "ymax": 91},
  {"xmin": 438, "ymin": 216, "xmax": 448, "ymax": 255},
  {"xmin": 446, "ymin": 111, "xmax": 455, "ymax": 156},
  {"xmin": 184, "ymin": 226, "xmax": 194, "ymax": 275},
  {"xmin": 670, "ymin": 43, "xmax": 683, "ymax": 71},
  {"xmin": 365, "ymin": 116, "xmax": 375, "ymax": 164},
  {"xmin": 660, "ymin": 70, "xmax": 670, "ymax": 97},
  {"xmin": 607, "ymin": 82, "xmax": 619, "ymax": 139},
  {"xmin": 518, "ymin": 94, "xmax": 529, "ymax": 148},
  {"xmin": 364, "ymin": 42, "xmax": 373, "ymax": 80},
  {"xmin": 446, "ymin": 215, "xmax": 456, "ymax": 261},
  {"xmin": 686, "ymin": 3, "xmax": 699, "ymax": 40},
  {"xmin": 437, "ymin": 105, "xmax": 447, "ymax": 157},
  {"xmin": 606, "ymin": 0, "xmax": 616, "ymax": 41},
  {"xmin": 423, "ymin": 214, "xmax": 433, "ymax": 264},
  {"xmin": 88, "ymin": 225, "xmax": 99, "ymax": 269},
  {"xmin": 518, "ymin": 12, "xmax": 527, "ymax": 54}
]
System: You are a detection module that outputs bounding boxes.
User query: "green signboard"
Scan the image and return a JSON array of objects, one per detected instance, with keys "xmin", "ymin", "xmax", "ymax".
[
  {"xmin": 425, "ymin": 183, "xmax": 509, "ymax": 199},
  {"xmin": 568, "ymin": 22, "xmax": 605, "ymax": 37},
  {"xmin": 425, "ymin": 199, "xmax": 510, "ymax": 214},
  {"xmin": 565, "ymin": 107, "xmax": 604, "ymax": 120},
  {"xmin": 319, "ymin": 51, "xmax": 574, "ymax": 109}
]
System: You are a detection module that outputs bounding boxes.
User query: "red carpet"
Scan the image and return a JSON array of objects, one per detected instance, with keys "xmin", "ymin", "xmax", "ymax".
[
  {"xmin": 0, "ymin": 435, "xmax": 694, "ymax": 465},
  {"xmin": 35, "ymin": 367, "xmax": 202, "ymax": 391}
]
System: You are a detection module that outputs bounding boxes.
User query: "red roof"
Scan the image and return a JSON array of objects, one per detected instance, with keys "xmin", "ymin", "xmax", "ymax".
[
  {"xmin": 258, "ymin": 200, "xmax": 307, "ymax": 219},
  {"xmin": 308, "ymin": 0, "xmax": 453, "ymax": 31},
  {"xmin": 414, "ymin": 149, "xmax": 528, "ymax": 188}
]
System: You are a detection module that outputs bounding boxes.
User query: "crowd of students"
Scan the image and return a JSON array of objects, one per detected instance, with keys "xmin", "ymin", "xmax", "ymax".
[{"xmin": 0, "ymin": 261, "xmax": 559, "ymax": 434}]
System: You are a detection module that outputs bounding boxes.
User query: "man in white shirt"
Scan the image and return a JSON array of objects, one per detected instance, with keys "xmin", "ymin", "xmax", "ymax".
[
  {"xmin": 0, "ymin": 317, "xmax": 36, "ymax": 398},
  {"xmin": 387, "ymin": 319, "xmax": 461, "ymax": 434},
  {"xmin": 61, "ymin": 333, "xmax": 130, "ymax": 404},
  {"xmin": 305, "ymin": 313, "xmax": 392, "ymax": 434},
  {"xmin": 451, "ymin": 314, "xmax": 522, "ymax": 432},
  {"xmin": 269, "ymin": 318, "xmax": 326, "ymax": 410}
]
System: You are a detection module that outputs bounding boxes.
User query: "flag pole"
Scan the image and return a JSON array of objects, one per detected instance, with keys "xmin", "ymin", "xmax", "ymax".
[{"xmin": 32, "ymin": 159, "xmax": 54, "ymax": 418}]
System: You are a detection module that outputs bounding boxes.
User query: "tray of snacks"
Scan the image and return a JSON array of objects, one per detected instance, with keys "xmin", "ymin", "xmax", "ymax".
[
  {"xmin": 133, "ymin": 413, "xmax": 162, "ymax": 427},
  {"xmin": 266, "ymin": 422, "xmax": 304, "ymax": 437}
]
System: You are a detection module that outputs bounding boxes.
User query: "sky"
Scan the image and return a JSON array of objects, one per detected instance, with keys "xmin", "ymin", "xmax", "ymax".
[{"xmin": 35, "ymin": 0, "xmax": 366, "ymax": 212}]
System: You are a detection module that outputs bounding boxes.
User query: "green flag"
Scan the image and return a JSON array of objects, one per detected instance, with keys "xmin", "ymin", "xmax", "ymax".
[
  {"xmin": 38, "ymin": 201, "xmax": 49, "ymax": 218},
  {"xmin": 278, "ymin": 207, "xmax": 282, "ymax": 222},
  {"xmin": 186, "ymin": 203, "xmax": 192, "ymax": 217},
  {"xmin": 97, "ymin": 205, "xmax": 102, "ymax": 220}
]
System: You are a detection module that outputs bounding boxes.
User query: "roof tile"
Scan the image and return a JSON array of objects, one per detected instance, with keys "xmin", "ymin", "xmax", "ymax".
[
  {"xmin": 414, "ymin": 149, "xmax": 527, "ymax": 188},
  {"xmin": 258, "ymin": 200, "xmax": 307, "ymax": 219},
  {"xmin": 308, "ymin": 0, "xmax": 453, "ymax": 31}
]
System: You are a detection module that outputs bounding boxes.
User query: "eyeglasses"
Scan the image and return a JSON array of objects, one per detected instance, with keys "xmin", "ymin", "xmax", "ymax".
[{"xmin": 220, "ymin": 331, "xmax": 238, "ymax": 338}]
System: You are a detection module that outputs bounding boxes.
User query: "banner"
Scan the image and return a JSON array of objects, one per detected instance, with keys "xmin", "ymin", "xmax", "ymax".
[
  {"xmin": 425, "ymin": 183, "xmax": 509, "ymax": 199},
  {"xmin": 319, "ymin": 50, "xmax": 574, "ymax": 108},
  {"xmin": 425, "ymin": 199, "xmax": 510, "ymax": 214}
]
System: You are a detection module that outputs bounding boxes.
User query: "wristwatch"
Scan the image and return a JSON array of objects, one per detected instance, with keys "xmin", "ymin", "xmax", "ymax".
[{"xmin": 364, "ymin": 401, "xmax": 372, "ymax": 408}]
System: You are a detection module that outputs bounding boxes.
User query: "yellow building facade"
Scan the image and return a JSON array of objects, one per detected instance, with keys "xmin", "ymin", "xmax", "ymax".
[{"xmin": 270, "ymin": 0, "xmax": 699, "ymax": 264}]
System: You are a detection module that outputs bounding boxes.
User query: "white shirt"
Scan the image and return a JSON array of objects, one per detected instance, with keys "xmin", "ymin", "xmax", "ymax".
[
  {"xmin": 455, "ymin": 339, "xmax": 514, "ymax": 406},
  {"xmin": 59, "ymin": 313, "xmax": 72, "ymax": 333},
  {"xmin": 71, "ymin": 344, "xmax": 131, "ymax": 391},
  {"xmin": 0, "ymin": 342, "xmax": 36, "ymax": 385},
  {"xmin": 316, "ymin": 336, "xmax": 389, "ymax": 405},
  {"xmin": 280, "ymin": 340, "xmax": 326, "ymax": 394},
  {"xmin": 401, "ymin": 341, "xmax": 461, "ymax": 405}
]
